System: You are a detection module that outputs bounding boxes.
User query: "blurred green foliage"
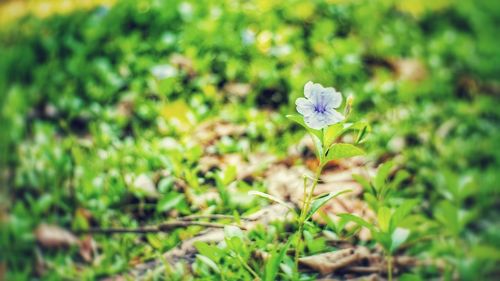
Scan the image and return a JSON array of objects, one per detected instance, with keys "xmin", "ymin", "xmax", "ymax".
[{"xmin": 0, "ymin": 0, "xmax": 499, "ymax": 280}]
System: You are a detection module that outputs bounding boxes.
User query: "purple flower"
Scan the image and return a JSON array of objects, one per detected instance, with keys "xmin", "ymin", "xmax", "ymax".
[{"xmin": 295, "ymin": 81, "xmax": 344, "ymax": 130}]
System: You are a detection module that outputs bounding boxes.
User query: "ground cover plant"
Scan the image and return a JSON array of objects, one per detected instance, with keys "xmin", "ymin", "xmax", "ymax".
[{"xmin": 1, "ymin": 0, "xmax": 499, "ymax": 280}]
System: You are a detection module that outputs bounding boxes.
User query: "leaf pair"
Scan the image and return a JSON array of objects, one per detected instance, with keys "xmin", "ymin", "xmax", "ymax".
[
  {"xmin": 286, "ymin": 114, "xmax": 366, "ymax": 164},
  {"xmin": 323, "ymin": 121, "xmax": 370, "ymax": 148},
  {"xmin": 339, "ymin": 199, "xmax": 417, "ymax": 254},
  {"xmin": 248, "ymin": 189, "xmax": 351, "ymax": 221},
  {"xmin": 305, "ymin": 189, "xmax": 351, "ymax": 221},
  {"xmin": 194, "ymin": 241, "xmax": 225, "ymax": 274}
]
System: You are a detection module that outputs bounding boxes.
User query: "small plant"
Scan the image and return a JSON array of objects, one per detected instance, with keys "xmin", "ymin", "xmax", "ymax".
[
  {"xmin": 250, "ymin": 81, "xmax": 369, "ymax": 277},
  {"xmin": 194, "ymin": 225, "xmax": 260, "ymax": 280},
  {"xmin": 341, "ymin": 161, "xmax": 417, "ymax": 281}
]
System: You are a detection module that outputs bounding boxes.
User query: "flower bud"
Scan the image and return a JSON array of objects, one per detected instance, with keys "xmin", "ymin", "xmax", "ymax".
[{"xmin": 344, "ymin": 95, "xmax": 354, "ymax": 117}]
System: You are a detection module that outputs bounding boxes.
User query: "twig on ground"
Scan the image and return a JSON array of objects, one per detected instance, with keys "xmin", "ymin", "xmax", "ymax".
[
  {"xmin": 344, "ymin": 266, "xmax": 381, "ymax": 274},
  {"xmin": 77, "ymin": 221, "xmax": 245, "ymax": 235},
  {"xmin": 299, "ymin": 248, "xmax": 361, "ymax": 275},
  {"xmin": 178, "ymin": 214, "xmax": 255, "ymax": 221}
]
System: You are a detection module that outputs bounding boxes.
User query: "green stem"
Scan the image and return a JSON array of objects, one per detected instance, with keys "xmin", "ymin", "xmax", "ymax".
[
  {"xmin": 237, "ymin": 255, "xmax": 260, "ymax": 281},
  {"xmin": 219, "ymin": 265, "xmax": 226, "ymax": 281},
  {"xmin": 303, "ymin": 164, "xmax": 324, "ymax": 213},
  {"xmin": 387, "ymin": 255, "xmax": 393, "ymax": 281},
  {"xmin": 294, "ymin": 225, "xmax": 304, "ymax": 276},
  {"xmin": 294, "ymin": 162, "xmax": 324, "ymax": 275},
  {"xmin": 294, "ymin": 177, "xmax": 308, "ymax": 272}
]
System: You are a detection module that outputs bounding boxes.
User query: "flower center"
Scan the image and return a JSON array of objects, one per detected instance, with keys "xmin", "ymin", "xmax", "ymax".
[{"xmin": 314, "ymin": 104, "xmax": 327, "ymax": 114}]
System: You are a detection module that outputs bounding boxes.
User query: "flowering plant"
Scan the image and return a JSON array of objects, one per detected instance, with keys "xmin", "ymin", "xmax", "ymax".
[
  {"xmin": 288, "ymin": 81, "xmax": 367, "ymax": 271},
  {"xmin": 252, "ymin": 81, "xmax": 369, "ymax": 277}
]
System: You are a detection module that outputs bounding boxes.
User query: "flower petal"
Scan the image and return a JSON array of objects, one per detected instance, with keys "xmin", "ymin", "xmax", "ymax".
[
  {"xmin": 306, "ymin": 82, "xmax": 325, "ymax": 100},
  {"xmin": 304, "ymin": 81, "xmax": 314, "ymax": 99},
  {"xmin": 325, "ymin": 109, "xmax": 345, "ymax": 125},
  {"xmin": 309, "ymin": 84, "xmax": 327, "ymax": 105},
  {"xmin": 304, "ymin": 113, "xmax": 329, "ymax": 130},
  {"xmin": 295, "ymin": 97, "xmax": 314, "ymax": 116},
  {"xmin": 323, "ymin": 87, "xmax": 342, "ymax": 108}
]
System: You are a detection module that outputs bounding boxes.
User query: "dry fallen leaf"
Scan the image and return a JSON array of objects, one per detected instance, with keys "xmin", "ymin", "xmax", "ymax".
[
  {"xmin": 266, "ymin": 164, "xmax": 311, "ymax": 206},
  {"xmin": 133, "ymin": 174, "xmax": 158, "ymax": 198},
  {"xmin": 35, "ymin": 224, "xmax": 79, "ymax": 248},
  {"xmin": 34, "ymin": 247, "xmax": 47, "ymax": 277},
  {"xmin": 193, "ymin": 120, "xmax": 246, "ymax": 147},
  {"xmin": 189, "ymin": 188, "xmax": 220, "ymax": 209},
  {"xmin": 199, "ymin": 152, "xmax": 276, "ymax": 182},
  {"xmin": 79, "ymin": 235, "xmax": 98, "ymax": 263},
  {"xmin": 390, "ymin": 58, "xmax": 427, "ymax": 82},
  {"xmin": 223, "ymin": 82, "xmax": 252, "ymax": 98},
  {"xmin": 116, "ymin": 98, "xmax": 134, "ymax": 118},
  {"xmin": 299, "ymin": 247, "xmax": 370, "ymax": 275},
  {"xmin": 265, "ymin": 160, "xmax": 376, "ymax": 241},
  {"xmin": 170, "ymin": 53, "xmax": 196, "ymax": 77}
]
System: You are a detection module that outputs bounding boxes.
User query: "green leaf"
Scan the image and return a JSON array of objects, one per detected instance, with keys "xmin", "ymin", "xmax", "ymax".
[
  {"xmin": 390, "ymin": 227, "xmax": 410, "ymax": 253},
  {"xmin": 224, "ymin": 225, "xmax": 244, "ymax": 239},
  {"xmin": 196, "ymin": 254, "xmax": 220, "ymax": 273},
  {"xmin": 323, "ymin": 123, "xmax": 344, "ymax": 148},
  {"xmin": 374, "ymin": 161, "xmax": 394, "ymax": 192},
  {"xmin": 286, "ymin": 114, "xmax": 325, "ymax": 162},
  {"xmin": 349, "ymin": 120, "xmax": 370, "ymax": 131},
  {"xmin": 390, "ymin": 199, "xmax": 418, "ymax": 231},
  {"xmin": 157, "ymin": 177, "xmax": 175, "ymax": 193},
  {"xmin": 399, "ymin": 273, "xmax": 424, "ymax": 281},
  {"xmin": 146, "ymin": 234, "xmax": 163, "ymax": 249},
  {"xmin": 377, "ymin": 206, "xmax": 392, "ymax": 233},
  {"xmin": 471, "ymin": 244, "xmax": 500, "ymax": 261},
  {"xmin": 248, "ymin": 191, "xmax": 294, "ymax": 211},
  {"xmin": 391, "ymin": 170, "xmax": 410, "ymax": 189},
  {"xmin": 194, "ymin": 241, "xmax": 223, "ymax": 262},
  {"xmin": 222, "ymin": 165, "xmax": 237, "ymax": 185},
  {"xmin": 374, "ymin": 231, "xmax": 392, "ymax": 252},
  {"xmin": 312, "ymin": 133, "xmax": 325, "ymax": 163},
  {"xmin": 306, "ymin": 189, "xmax": 351, "ymax": 220},
  {"xmin": 434, "ymin": 200, "xmax": 461, "ymax": 235},
  {"xmin": 224, "ymin": 226, "xmax": 246, "ymax": 255},
  {"xmin": 184, "ymin": 169, "xmax": 200, "ymax": 189},
  {"xmin": 352, "ymin": 174, "xmax": 371, "ymax": 191},
  {"xmin": 355, "ymin": 124, "xmax": 369, "ymax": 144},
  {"xmin": 363, "ymin": 192, "xmax": 379, "ymax": 212},
  {"xmin": 326, "ymin": 143, "xmax": 365, "ymax": 162},
  {"xmin": 228, "ymin": 236, "xmax": 245, "ymax": 254},
  {"xmin": 323, "ymin": 121, "xmax": 370, "ymax": 148},
  {"xmin": 338, "ymin": 213, "xmax": 376, "ymax": 233},
  {"xmin": 286, "ymin": 114, "xmax": 322, "ymax": 140},
  {"xmin": 264, "ymin": 239, "xmax": 292, "ymax": 281},
  {"xmin": 157, "ymin": 192, "xmax": 185, "ymax": 212}
]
